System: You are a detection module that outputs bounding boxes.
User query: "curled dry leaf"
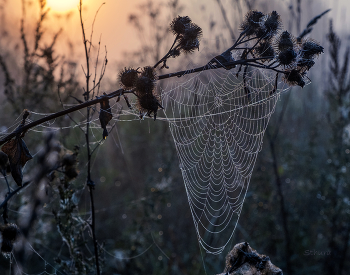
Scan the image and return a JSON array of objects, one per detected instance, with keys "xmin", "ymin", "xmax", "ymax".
[
  {"xmin": 1, "ymin": 138, "xmax": 33, "ymax": 186},
  {"xmin": 99, "ymin": 96, "xmax": 113, "ymax": 139}
]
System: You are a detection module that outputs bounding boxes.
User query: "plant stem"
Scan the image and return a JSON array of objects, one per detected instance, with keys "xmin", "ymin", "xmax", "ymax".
[
  {"xmin": 0, "ymin": 57, "xmax": 282, "ymax": 148},
  {"xmin": 0, "ymin": 89, "xmax": 128, "ymax": 146},
  {"xmin": 0, "ymin": 181, "xmax": 31, "ymax": 209},
  {"xmin": 158, "ymin": 57, "xmax": 279, "ymax": 80},
  {"xmin": 79, "ymin": 0, "xmax": 100, "ymax": 273}
]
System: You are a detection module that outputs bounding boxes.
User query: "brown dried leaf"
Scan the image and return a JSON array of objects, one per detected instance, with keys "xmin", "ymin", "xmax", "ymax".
[
  {"xmin": 99, "ymin": 98, "xmax": 113, "ymax": 139},
  {"xmin": 1, "ymin": 138, "xmax": 33, "ymax": 186}
]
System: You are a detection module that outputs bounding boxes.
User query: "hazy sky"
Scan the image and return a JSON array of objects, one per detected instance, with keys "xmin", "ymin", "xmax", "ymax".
[{"xmin": 2, "ymin": 0, "xmax": 349, "ymax": 72}]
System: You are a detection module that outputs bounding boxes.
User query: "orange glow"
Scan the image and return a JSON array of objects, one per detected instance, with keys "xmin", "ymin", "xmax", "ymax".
[{"xmin": 46, "ymin": 0, "xmax": 80, "ymax": 12}]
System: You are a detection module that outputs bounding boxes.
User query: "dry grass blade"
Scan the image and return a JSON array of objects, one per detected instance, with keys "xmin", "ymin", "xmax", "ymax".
[{"xmin": 298, "ymin": 9, "xmax": 331, "ymax": 40}]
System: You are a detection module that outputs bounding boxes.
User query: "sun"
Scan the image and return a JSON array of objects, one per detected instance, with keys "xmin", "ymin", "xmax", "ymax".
[{"xmin": 46, "ymin": 0, "xmax": 80, "ymax": 12}]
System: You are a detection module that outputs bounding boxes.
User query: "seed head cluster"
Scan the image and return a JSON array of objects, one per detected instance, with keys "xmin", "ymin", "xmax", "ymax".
[
  {"xmin": 297, "ymin": 39, "xmax": 324, "ymax": 72},
  {"xmin": 239, "ymin": 10, "xmax": 323, "ymax": 88},
  {"xmin": 118, "ymin": 66, "xmax": 163, "ymax": 120},
  {"xmin": 170, "ymin": 16, "xmax": 202, "ymax": 54},
  {"xmin": 281, "ymin": 38, "xmax": 323, "ymax": 87},
  {"xmin": 241, "ymin": 10, "xmax": 281, "ymax": 39},
  {"xmin": 135, "ymin": 66, "xmax": 163, "ymax": 120}
]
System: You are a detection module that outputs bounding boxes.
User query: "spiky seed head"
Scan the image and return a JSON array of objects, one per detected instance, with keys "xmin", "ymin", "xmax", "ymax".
[
  {"xmin": 119, "ymin": 67, "xmax": 139, "ymax": 89},
  {"xmin": 278, "ymin": 48, "xmax": 297, "ymax": 66},
  {"xmin": 240, "ymin": 10, "xmax": 265, "ymax": 36},
  {"xmin": 276, "ymin": 31, "xmax": 295, "ymax": 52},
  {"xmin": 283, "ymin": 69, "xmax": 305, "ymax": 88},
  {"xmin": 136, "ymin": 93, "xmax": 162, "ymax": 120},
  {"xmin": 177, "ymin": 23, "xmax": 202, "ymax": 53},
  {"xmin": 179, "ymin": 37, "xmax": 200, "ymax": 53},
  {"xmin": 255, "ymin": 41, "xmax": 275, "ymax": 61},
  {"xmin": 301, "ymin": 40, "xmax": 324, "ymax": 58},
  {"xmin": 1, "ymin": 239, "xmax": 13, "ymax": 254},
  {"xmin": 136, "ymin": 76, "xmax": 155, "ymax": 96},
  {"xmin": 1, "ymin": 223, "xmax": 20, "ymax": 242},
  {"xmin": 184, "ymin": 24, "xmax": 202, "ymax": 40},
  {"xmin": 170, "ymin": 16, "xmax": 192, "ymax": 35},
  {"xmin": 263, "ymin": 11, "xmax": 281, "ymax": 37},
  {"xmin": 141, "ymin": 66, "xmax": 157, "ymax": 81}
]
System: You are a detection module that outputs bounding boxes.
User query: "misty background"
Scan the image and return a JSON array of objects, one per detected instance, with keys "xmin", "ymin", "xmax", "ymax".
[{"xmin": 0, "ymin": 0, "xmax": 349, "ymax": 274}]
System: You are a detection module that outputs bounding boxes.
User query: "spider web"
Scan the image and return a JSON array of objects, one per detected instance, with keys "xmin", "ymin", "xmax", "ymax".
[
  {"xmin": 0, "ymin": 54, "xmax": 292, "ymax": 272},
  {"xmin": 160, "ymin": 62, "xmax": 289, "ymax": 254}
]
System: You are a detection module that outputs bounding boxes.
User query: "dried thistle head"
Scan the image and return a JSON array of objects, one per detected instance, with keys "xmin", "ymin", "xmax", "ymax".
[
  {"xmin": 278, "ymin": 48, "xmax": 298, "ymax": 67},
  {"xmin": 141, "ymin": 66, "xmax": 157, "ymax": 81},
  {"xmin": 137, "ymin": 93, "xmax": 163, "ymax": 120},
  {"xmin": 300, "ymin": 39, "xmax": 324, "ymax": 58},
  {"xmin": 119, "ymin": 67, "xmax": 139, "ymax": 89},
  {"xmin": 294, "ymin": 39, "xmax": 323, "ymax": 72},
  {"xmin": 283, "ymin": 69, "xmax": 305, "ymax": 87},
  {"xmin": 262, "ymin": 11, "xmax": 282, "ymax": 38},
  {"xmin": 135, "ymin": 67, "xmax": 162, "ymax": 119},
  {"xmin": 170, "ymin": 16, "xmax": 191, "ymax": 35},
  {"xmin": 178, "ymin": 23, "xmax": 202, "ymax": 53},
  {"xmin": 179, "ymin": 37, "xmax": 200, "ymax": 53},
  {"xmin": 240, "ymin": 10, "xmax": 265, "ymax": 36},
  {"xmin": 134, "ymin": 66, "xmax": 157, "ymax": 96},
  {"xmin": 183, "ymin": 23, "xmax": 202, "ymax": 40},
  {"xmin": 136, "ymin": 76, "xmax": 156, "ymax": 96},
  {"xmin": 255, "ymin": 41, "xmax": 275, "ymax": 61},
  {"xmin": 276, "ymin": 31, "xmax": 295, "ymax": 52},
  {"xmin": 169, "ymin": 16, "xmax": 202, "ymax": 55}
]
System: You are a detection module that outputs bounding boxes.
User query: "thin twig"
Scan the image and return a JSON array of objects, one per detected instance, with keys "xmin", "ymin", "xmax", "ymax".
[
  {"xmin": 80, "ymin": 0, "xmax": 102, "ymax": 273},
  {"xmin": 0, "ymin": 56, "xmax": 284, "ymax": 148},
  {"xmin": 0, "ymin": 89, "xmax": 132, "ymax": 147},
  {"xmin": 0, "ymin": 181, "xmax": 31, "ymax": 210}
]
